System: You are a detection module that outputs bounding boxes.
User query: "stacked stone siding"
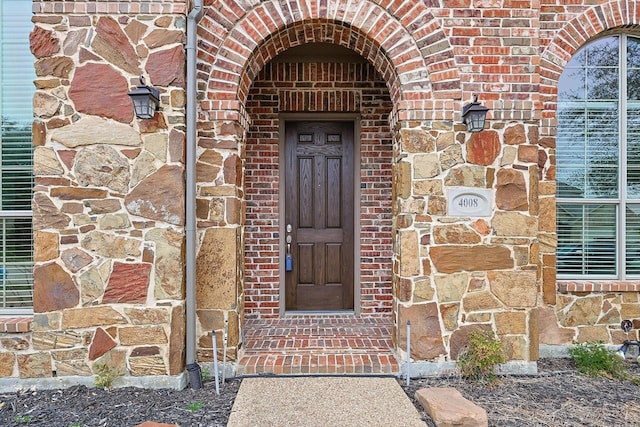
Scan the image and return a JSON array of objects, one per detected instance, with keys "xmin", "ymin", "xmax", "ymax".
[{"xmin": 3, "ymin": 0, "xmax": 638, "ymax": 382}]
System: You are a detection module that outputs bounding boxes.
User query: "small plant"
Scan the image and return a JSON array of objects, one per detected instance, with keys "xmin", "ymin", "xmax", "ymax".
[
  {"xmin": 94, "ymin": 363, "xmax": 117, "ymax": 389},
  {"xmin": 456, "ymin": 329, "xmax": 506, "ymax": 386},
  {"xmin": 14, "ymin": 415, "xmax": 33, "ymax": 423},
  {"xmin": 569, "ymin": 341, "xmax": 634, "ymax": 382},
  {"xmin": 201, "ymin": 365, "xmax": 212, "ymax": 381},
  {"xmin": 69, "ymin": 423, "xmax": 82, "ymax": 427},
  {"xmin": 185, "ymin": 402, "xmax": 204, "ymax": 412}
]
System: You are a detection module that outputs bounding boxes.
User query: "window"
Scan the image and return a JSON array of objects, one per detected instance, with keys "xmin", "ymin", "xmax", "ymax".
[
  {"xmin": 1, "ymin": 0, "xmax": 34, "ymax": 312},
  {"xmin": 557, "ymin": 34, "xmax": 640, "ymax": 279}
]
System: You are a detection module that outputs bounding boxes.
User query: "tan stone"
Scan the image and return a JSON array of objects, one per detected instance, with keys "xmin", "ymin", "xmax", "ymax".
[
  {"xmin": 414, "ymin": 153, "xmax": 439, "ymax": 178},
  {"xmin": 18, "ymin": 353, "xmax": 52, "ymax": 378},
  {"xmin": 465, "ymin": 313, "xmax": 491, "ymax": 322},
  {"xmin": 62, "ymin": 306, "xmax": 127, "ymax": 329},
  {"xmin": 496, "ymin": 169, "xmax": 528, "ymax": 211},
  {"xmin": 92, "ymin": 17, "xmax": 140, "ymax": 75},
  {"xmin": 444, "ymin": 165, "xmax": 486, "ymax": 188},
  {"xmin": 147, "ymin": 228, "xmax": 185, "ymax": 300},
  {"xmin": 1, "ymin": 337, "xmax": 29, "ymax": 351},
  {"xmin": 433, "ymin": 224, "xmax": 480, "ymax": 245},
  {"xmin": 33, "ymin": 92, "xmax": 60, "ymax": 118},
  {"xmin": 560, "ymin": 296, "xmax": 602, "ymax": 327},
  {"xmin": 488, "ymin": 271, "xmax": 537, "ymax": 308},
  {"xmin": 436, "ymin": 131, "xmax": 455, "ymax": 151},
  {"xmin": 495, "ymin": 312, "xmax": 526, "ymax": 335},
  {"xmin": 500, "ymin": 146, "xmax": 517, "ymax": 166},
  {"xmin": 400, "ymin": 230, "xmax": 420, "ymax": 276},
  {"xmin": 99, "ymin": 213, "xmax": 131, "ymax": 230},
  {"xmin": 81, "ymin": 231, "xmax": 141, "ymax": 258},
  {"xmin": 504, "ymin": 124, "xmax": 526, "ymax": 145},
  {"xmin": 413, "ymin": 179, "xmax": 443, "ymax": 196},
  {"xmin": 60, "ymin": 248, "xmax": 93, "ymax": 272},
  {"xmin": 414, "ymin": 278, "xmax": 435, "ymax": 302},
  {"xmin": 34, "ymin": 56, "xmax": 73, "ymax": 79},
  {"xmin": 131, "ymin": 151, "xmax": 157, "ymax": 188},
  {"xmin": 145, "ymin": 133, "xmax": 168, "ymax": 162},
  {"xmin": 501, "ymin": 335, "xmax": 527, "ymax": 360},
  {"xmin": 196, "ymin": 228, "xmax": 239, "ymax": 310},
  {"xmin": 34, "ymin": 147, "xmax": 64, "ymax": 175},
  {"xmin": 415, "ymin": 387, "xmax": 488, "ymax": 427},
  {"xmin": 401, "ymin": 128, "xmax": 435, "ymax": 153},
  {"xmin": 93, "ymin": 349, "xmax": 127, "ymax": 376},
  {"xmin": 32, "ymin": 193, "xmax": 71, "ymax": 231},
  {"xmin": 79, "ymin": 267, "xmax": 105, "ymax": 306},
  {"xmin": 536, "ymin": 306, "xmax": 573, "ymax": 345},
  {"xmin": 34, "ymin": 231, "xmax": 59, "ymax": 262},
  {"xmin": 124, "ymin": 307, "xmax": 171, "ymax": 325},
  {"xmin": 430, "ymin": 246, "xmax": 513, "ymax": 274},
  {"xmin": 125, "ymin": 165, "xmax": 185, "ymax": 225},
  {"xmin": 440, "ymin": 303, "xmax": 459, "ymax": 331},
  {"xmin": 492, "ymin": 211, "xmax": 538, "ymax": 237},
  {"xmin": 621, "ymin": 303, "xmax": 640, "ymax": 319},
  {"xmin": 462, "ymin": 291, "xmax": 503, "ymax": 312},
  {"xmin": 51, "ymin": 116, "xmax": 142, "ymax": 148},
  {"xmin": 74, "ymin": 145, "xmax": 130, "ymax": 193},
  {"xmin": 440, "ymin": 144, "xmax": 464, "ymax": 170},
  {"xmin": 32, "ymin": 312, "xmax": 61, "ymax": 332},
  {"xmin": 577, "ymin": 326, "xmax": 610, "ymax": 343},
  {"xmin": 397, "ymin": 161, "xmax": 412, "ymax": 199},
  {"xmin": 119, "ymin": 326, "xmax": 167, "ymax": 346},
  {"xmin": 54, "ymin": 359, "xmax": 92, "ymax": 376},
  {"xmin": 0, "ymin": 352, "xmax": 16, "ymax": 377},
  {"xmin": 169, "ymin": 304, "xmax": 185, "ymax": 375},
  {"xmin": 130, "ymin": 356, "xmax": 167, "ymax": 376},
  {"xmin": 398, "ymin": 303, "xmax": 446, "ymax": 360},
  {"xmin": 434, "ymin": 272, "xmax": 467, "ymax": 302},
  {"xmin": 32, "ymin": 331, "xmax": 82, "ymax": 350}
]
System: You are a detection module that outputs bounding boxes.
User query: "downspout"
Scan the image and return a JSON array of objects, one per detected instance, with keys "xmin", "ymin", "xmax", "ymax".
[{"xmin": 185, "ymin": 0, "xmax": 204, "ymax": 367}]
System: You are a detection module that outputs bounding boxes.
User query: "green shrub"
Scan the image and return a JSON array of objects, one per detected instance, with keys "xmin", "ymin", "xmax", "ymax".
[
  {"xmin": 185, "ymin": 402, "xmax": 204, "ymax": 412},
  {"xmin": 568, "ymin": 341, "xmax": 633, "ymax": 382},
  {"xmin": 456, "ymin": 329, "xmax": 506, "ymax": 386},
  {"xmin": 94, "ymin": 363, "xmax": 118, "ymax": 389}
]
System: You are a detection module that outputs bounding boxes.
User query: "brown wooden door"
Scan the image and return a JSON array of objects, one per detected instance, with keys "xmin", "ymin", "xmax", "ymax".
[{"xmin": 285, "ymin": 121, "xmax": 354, "ymax": 311}]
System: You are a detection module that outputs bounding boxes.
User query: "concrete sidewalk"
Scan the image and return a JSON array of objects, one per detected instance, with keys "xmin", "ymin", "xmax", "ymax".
[{"xmin": 226, "ymin": 376, "xmax": 426, "ymax": 426}]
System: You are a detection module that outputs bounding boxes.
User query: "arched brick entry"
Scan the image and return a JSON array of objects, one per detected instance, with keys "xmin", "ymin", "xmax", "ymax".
[{"xmin": 193, "ymin": 0, "xmax": 462, "ymax": 367}]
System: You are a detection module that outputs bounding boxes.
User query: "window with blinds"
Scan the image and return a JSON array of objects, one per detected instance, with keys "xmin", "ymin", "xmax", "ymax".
[
  {"xmin": 1, "ymin": 0, "xmax": 34, "ymax": 312},
  {"xmin": 557, "ymin": 34, "xmax": 640, "ymax": 279}
]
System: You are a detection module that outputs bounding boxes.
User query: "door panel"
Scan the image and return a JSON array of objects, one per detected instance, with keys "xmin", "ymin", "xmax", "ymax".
[{"xmin": 285, "ymin": 121, "xmax": 354, "ymax": 311}]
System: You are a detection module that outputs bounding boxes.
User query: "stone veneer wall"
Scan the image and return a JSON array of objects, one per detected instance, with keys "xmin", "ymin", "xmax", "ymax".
[
  {"xmin": 243, "ymin": 59, "xmax": 394, "ymax": 318},
  {"xmin": 1, "ymin": 2, "xmax": 192, "ymax": 380},
  {"xmin": 4, "ymin": 0, "xmax": 640, "ymax": 382}
]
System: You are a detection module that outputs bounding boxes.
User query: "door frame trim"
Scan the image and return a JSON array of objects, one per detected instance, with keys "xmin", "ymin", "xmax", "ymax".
[{"xmin": 278, "ymin": 113, "xmax": 362, "ymax": 316}]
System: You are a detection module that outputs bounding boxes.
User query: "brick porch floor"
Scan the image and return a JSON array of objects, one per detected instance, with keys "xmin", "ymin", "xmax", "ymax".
[{"xmin": 236, "ymin": 315, "xmax": 400, "ymax": 375}]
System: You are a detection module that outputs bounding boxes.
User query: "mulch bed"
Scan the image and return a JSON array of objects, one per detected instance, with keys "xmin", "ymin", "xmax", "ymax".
[{"xmin": 0, "ymin": 359, "xmax": 638, "ymax": 426}]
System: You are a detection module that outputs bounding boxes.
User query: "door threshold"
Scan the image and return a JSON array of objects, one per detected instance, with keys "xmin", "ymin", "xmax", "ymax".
[{"xmin": 283, "ymin": 310, "xmax": 356, "ymax": 317}]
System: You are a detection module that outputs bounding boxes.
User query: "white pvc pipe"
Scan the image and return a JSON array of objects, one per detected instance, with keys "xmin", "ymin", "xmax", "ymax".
[
  {"xmin": 406, "ymin": 320, "xmax": 411, "ymax": 386},
  {"xmin": 212, "ymin": 330, "xmax": 220, "ymax": 395},
  {"xmin": 185, "ymin": 0, "xmax": 204, "ymax": 366}
]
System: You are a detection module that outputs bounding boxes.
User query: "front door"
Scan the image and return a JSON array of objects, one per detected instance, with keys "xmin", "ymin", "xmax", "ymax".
[{"xmin": 284, "ymin": 121, "xmax": 355, "ymax": 311}]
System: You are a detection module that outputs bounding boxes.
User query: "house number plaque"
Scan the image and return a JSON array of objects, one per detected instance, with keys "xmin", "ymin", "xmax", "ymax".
[{"xmin": 447, "ymin": 188, "xmax": 493, "ymax": 217}]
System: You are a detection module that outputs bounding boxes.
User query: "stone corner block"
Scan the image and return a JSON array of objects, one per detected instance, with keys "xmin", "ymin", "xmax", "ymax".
[{"xmin": 415, "ymin": 387, "xmax": 488, "ymax": 427}]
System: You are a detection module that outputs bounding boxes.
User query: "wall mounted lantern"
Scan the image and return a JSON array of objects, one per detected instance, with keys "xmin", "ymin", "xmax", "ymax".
[
  {"xmin": 461, "ymin": 94, "xmax": 489, "ymax": 133},
  {"xmin": 127, "ymin": 76, "xmax": 160, "ymax": 119}
]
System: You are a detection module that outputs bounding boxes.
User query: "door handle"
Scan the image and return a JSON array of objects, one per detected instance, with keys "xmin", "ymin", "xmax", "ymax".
[{"xmin": 285, "ymin": 225, "xmax": 293, "ymax": 271}]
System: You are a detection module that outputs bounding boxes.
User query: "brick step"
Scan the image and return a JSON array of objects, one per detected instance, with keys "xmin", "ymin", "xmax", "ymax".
[
  {"xmin": 237, "ymin": 315, "xmax": 399, "ymax": 375},
  {"xmin": 236, "ymin": 352, "xmax": 399, "ymax": 375}
]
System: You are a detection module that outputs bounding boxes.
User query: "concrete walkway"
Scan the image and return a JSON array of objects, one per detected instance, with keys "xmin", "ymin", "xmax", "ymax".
[{"xmin": 226, "ymin": 376, "xmax": 426, "ymax": 426}]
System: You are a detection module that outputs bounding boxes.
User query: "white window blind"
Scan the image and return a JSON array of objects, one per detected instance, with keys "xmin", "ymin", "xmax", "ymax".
[{"xmin": 1, "ymin": 0, "xmax": 35, "ymax": 312}]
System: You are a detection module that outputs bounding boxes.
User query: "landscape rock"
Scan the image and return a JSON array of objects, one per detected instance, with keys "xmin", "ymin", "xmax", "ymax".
[{"xmin": 415, "ymin": 387, "xmax": 488, "ymax": 427}]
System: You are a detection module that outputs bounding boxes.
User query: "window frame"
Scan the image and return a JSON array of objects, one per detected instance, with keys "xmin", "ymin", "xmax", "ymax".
[{"xmin": 557, "ymin": 33, "xmax": 640, "ymax": 280}]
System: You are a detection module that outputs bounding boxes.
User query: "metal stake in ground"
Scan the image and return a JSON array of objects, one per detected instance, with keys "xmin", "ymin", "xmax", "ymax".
[
  {"xmin": 222, "ymin": 318, "xmax": 228, "ymax": 383},
  {"xmin": 212, "ymin": 330, "xmax": 220, "ymax": 395},
  {"xmin": 406, "ymin": 320, "xmax": 411, "ymax": 387}
]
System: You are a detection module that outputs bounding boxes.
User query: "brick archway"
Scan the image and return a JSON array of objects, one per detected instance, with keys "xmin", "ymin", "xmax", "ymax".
[
  {"xmin": 199, "ymin": 0, "xmax": 462, "ymax": 122},
  {"xmin": 193, "ymin": 0, "xmax": 463, "ymax": 364}
]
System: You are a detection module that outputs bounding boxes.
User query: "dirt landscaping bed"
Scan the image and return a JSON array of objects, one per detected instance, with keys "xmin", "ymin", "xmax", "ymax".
[{"xmin": 0, "ymin": 359, "xmax": 638, "ymax": 426}]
